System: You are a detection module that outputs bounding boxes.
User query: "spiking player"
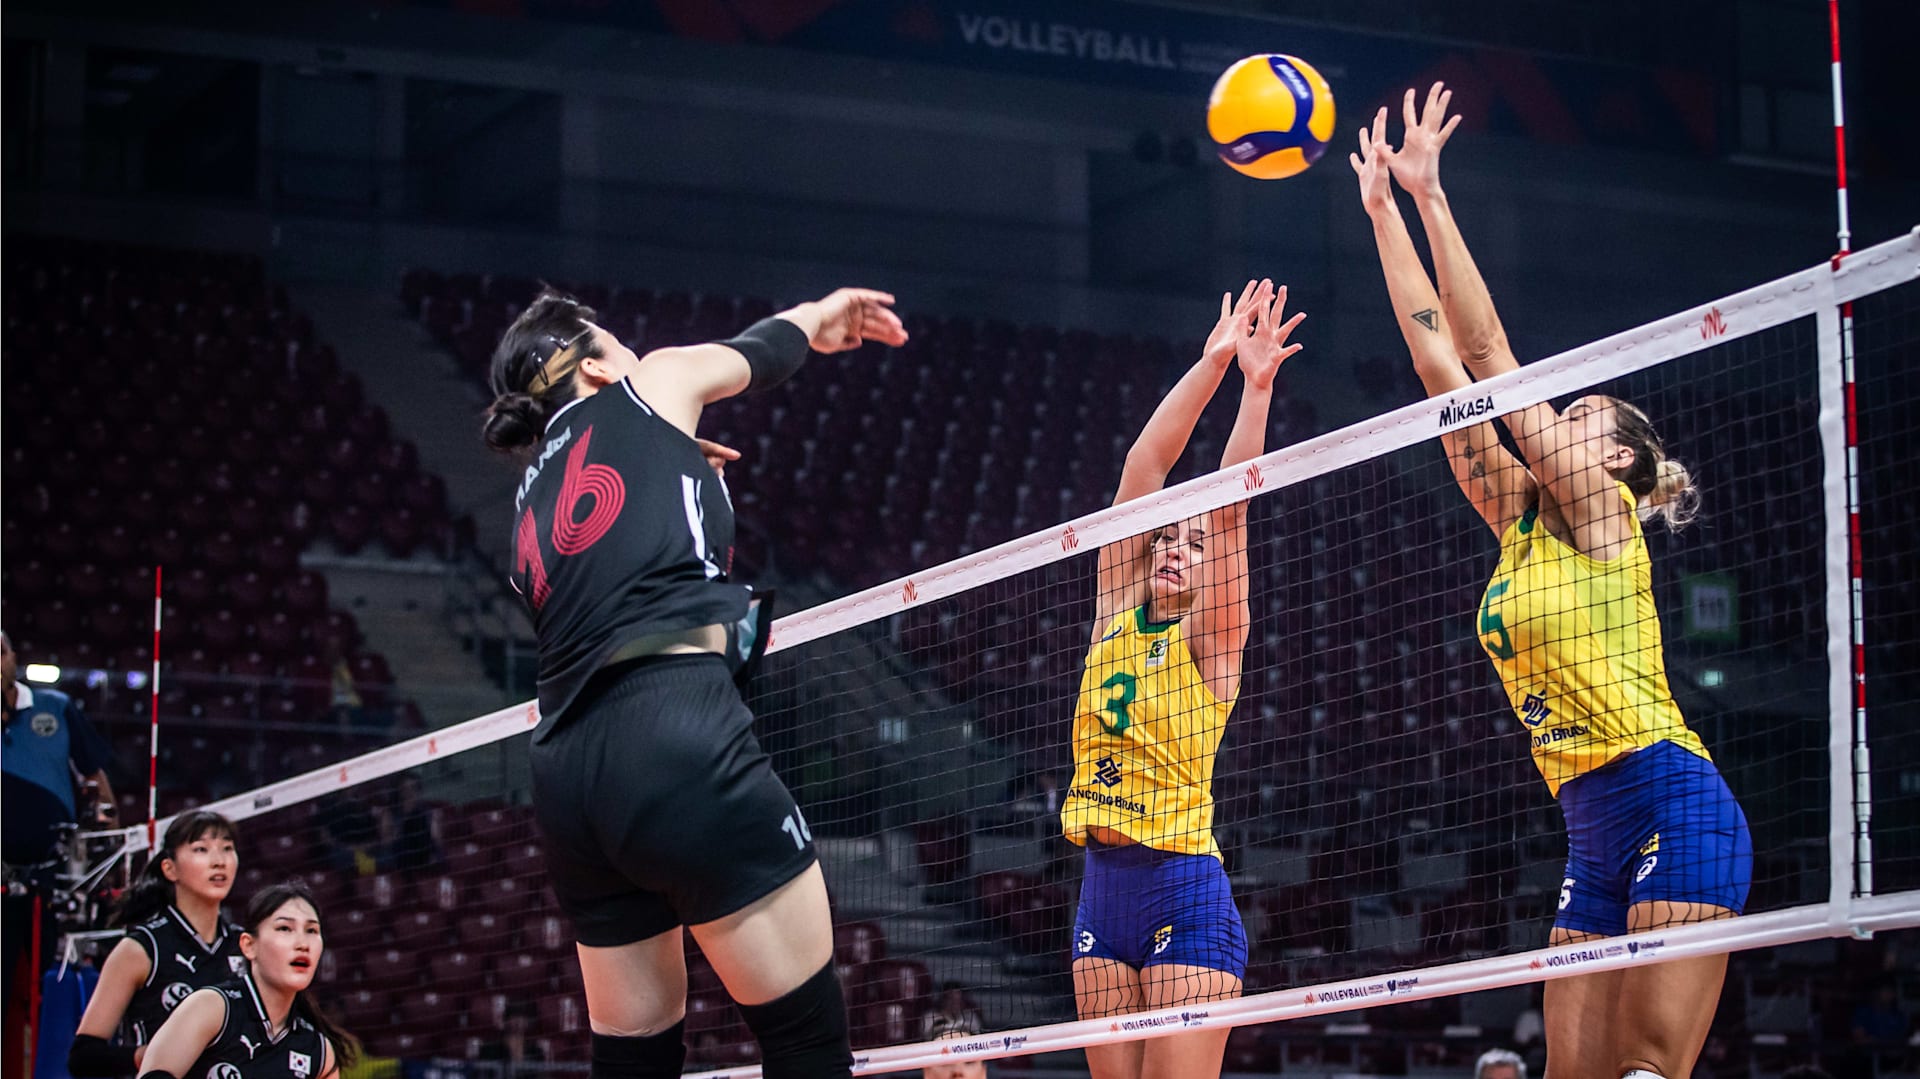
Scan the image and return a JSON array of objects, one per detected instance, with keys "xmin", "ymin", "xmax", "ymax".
[
  {"xmin": 1352, "ymin": 84, "xmax": 1750, "ymax": 1079},
  {"xmin": 1063, "ymin": 279, "xmax": 1303, "ymax": 1079},
  {"xmin": 70, "ymin": 811, "xmax": 244, "ymax": 1077},
  {"xmin": 135, "ymin": 882, "xmax": 352, "ymax": 1079},
  {"xmin": 482, "ymin": 286, "xmax": 906, "ymax": 1079}
]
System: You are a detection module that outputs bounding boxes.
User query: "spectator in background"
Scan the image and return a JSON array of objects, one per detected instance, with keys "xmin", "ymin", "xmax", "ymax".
[
  {"xmin": 3, "ymin": 630, "xmax": 116, "ymax": 1007},
  {"xmin": 921, "ymin": 1015, "xmax": 986, "ymax": 1079},
  {"xmin": 379, "ymin": 774, "xmax": 443, "ymax": 874},
  {"xmin": 1511, "ymin": 983, "xmax": 1545, "ymax": 1077},
  {"xmin": 1473, "ymin": 1048, "xmax": 1525, "ymax": 1079},
  {"xmin": 923, "ymin": 984, "xmax": 983, "ymax": 1040},
  {"xmin": 1851, "ymin": 978, "xmax": 1910, "ymax": 1046},
  {"xmin": 479, "ymin": 1001, "xmax": 549, "ymax": 1075}
]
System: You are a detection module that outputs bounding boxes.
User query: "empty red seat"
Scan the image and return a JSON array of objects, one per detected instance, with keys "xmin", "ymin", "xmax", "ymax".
[
  {"xmin": 538, "ymin": 995, "xmax": 589, "ymax": 1039},
  {"xmin": 397, "ymin": 989, "xmax": 461, "ymax": 1031},
  {"xmin": 426, "ymin": 950, "xmax": 477, "ymax": 986},
  {"xmin": 853, "ymin": 959, "xmax": 933, "ymax": 1011},
  {"xmin": 489, "ymin": 953, "xmax": 550, "ymax": 994},
  {"xmin": 323, "ymin": 908, "xmax": 385, "ymax": 952},
  {"xmin": 456, "ymin": 913, "xmax": 513, "ymax": 951},
  {"xmin": 472, "ymin": 877, "xmax": 532, "ymax": 917},
  {"xmin": 334, "ymin": 987, "xmax": 391, "ymax": 1031},
  {"xmin": 359, "ymin": 948, "xmax": 420, "ymax": 992},
  {"xmin": 390, "ymin": 910, "xmax": 447, "ymax": 952},
  {"xmin": 833, "ymin": 921, "xmax": 887, "ymax": 966}
]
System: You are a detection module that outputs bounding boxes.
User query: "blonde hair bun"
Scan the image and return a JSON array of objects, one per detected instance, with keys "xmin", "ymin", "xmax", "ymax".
[{"xmin": 1641, "ymin": 458, "xmax": 1700, "ymax": 530}]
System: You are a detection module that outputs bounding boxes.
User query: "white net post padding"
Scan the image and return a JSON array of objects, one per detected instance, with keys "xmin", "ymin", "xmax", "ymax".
[{"xmin": 77, "ymin": 228, "xmax": 1920, "ymax": 1071}]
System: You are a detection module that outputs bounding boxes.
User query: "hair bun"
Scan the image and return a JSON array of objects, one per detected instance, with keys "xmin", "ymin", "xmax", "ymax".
[
  {"xmin": 1642, "ymin": 458, "xmax": 1700, "ymax": 531},
  {"xmin": 482, "ymin": 393, "xmax": 543, "ymax": 453}
]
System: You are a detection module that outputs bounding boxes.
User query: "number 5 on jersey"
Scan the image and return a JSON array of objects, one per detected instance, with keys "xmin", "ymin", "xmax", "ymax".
[{"xmin": 515, "ymin": 428, "xmax": 626, "ymax": 609}]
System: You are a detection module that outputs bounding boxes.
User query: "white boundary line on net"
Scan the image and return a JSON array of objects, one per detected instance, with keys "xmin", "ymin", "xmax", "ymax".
[
  {"xmin": 81, "ymin": 228, "xmax": 1920, "ymax": 860},
  {"xmin": 687, "ymin": 896, "xmax": 1920, "ymax": 1079}
]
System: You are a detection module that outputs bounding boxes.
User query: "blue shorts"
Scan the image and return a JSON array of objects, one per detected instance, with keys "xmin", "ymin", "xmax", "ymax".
[
  {"xmin": 1071, "ymin": 843, "xmax": 1247, "ymax": 977},
  {"xmin": 1555, "ymin": 739, "xmax": 1753, "ymax": 937}
]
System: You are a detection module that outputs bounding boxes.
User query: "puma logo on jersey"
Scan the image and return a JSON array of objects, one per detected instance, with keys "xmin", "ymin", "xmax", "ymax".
[
  {"xmin": 238, "ymin": 1035, "xmax": 261, "ymax": 1059},
  {"xmin": 175, "ymin": 953, "xmax": 197, "ymax": 973}
]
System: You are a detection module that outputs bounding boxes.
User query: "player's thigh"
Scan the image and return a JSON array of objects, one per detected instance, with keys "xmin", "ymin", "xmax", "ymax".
[
  {"xmin": 1140, "ymin": 963, "xmax": 1241, "ymax": 1008},
  {"xmin": 1140, "ymin": 965, "xmax": 1238, "ymax": 1079},
  {"xmin": 1074, "ymin": 959, "xmax": 1144, "ymax": 1079},
  {"xmin": 577, "ymin": 926, "xmax": 688, "ymax": 1036},
  {"xmin": 1544, "ymin": 928, "xmax": 1623, "ymax": 1079},
  {"xmin": 688, "ymin": 861, "xmax": 834, "ymax": 1007},
  {"xmin": 1612, "ymin": 949, "xmax": 1728, "ymax": 1079}
]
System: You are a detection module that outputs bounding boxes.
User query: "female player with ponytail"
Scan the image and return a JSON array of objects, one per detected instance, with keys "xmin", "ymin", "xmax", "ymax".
[
  {"xmin": 1352, "ymin": 85, "xmax": 1750, "ymax": 1079},
  {"xmin": 482, "ymin": 286, "xmax": 906, "ymax": 1079},
  {"xmin": 69, "ymin": 811, "xmax": 242, "ymax": 1076},
  {"xmin": 136, "ymin": 881, "xmax": 353, "ymax": 1079},
  {"xmin": 1065, "ymin": 278, "xmax": 1304, "ymax": 1079}
]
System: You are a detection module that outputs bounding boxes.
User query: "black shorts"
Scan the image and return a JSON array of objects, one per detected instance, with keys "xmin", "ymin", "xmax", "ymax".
[{"xmin": 529, "ymin": 653, "xmax": 818, "ymax": 947}]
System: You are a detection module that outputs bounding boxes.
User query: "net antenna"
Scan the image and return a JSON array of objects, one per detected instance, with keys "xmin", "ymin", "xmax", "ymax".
[{"xmin": 1827, "ymin": 0, "xmax": 1872, "ymax": 901}]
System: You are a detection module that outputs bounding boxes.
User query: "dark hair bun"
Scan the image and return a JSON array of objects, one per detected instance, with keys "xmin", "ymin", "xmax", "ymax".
[{"xmin": 482, "ymin": 392, "xmax": 544, "ymax": 453}]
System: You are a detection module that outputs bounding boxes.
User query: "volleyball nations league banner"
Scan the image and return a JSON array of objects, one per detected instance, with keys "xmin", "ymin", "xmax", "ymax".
[{"xmin": 425, "ymin": 0, "xmax": 1724, "ymax": 156}]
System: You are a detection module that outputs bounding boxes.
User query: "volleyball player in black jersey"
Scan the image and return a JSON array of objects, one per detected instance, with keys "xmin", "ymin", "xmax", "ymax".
[
  {"xmin": 482, "ymin": 286, "xmax": 907, "ymax": 1079},
  {"xmin": 70, "ymin": 811, "xmax": 244, "ymax": 1076},
  {"xmin": 135, "ymin": 881, "xmax": 353, "ymax": 1079}
]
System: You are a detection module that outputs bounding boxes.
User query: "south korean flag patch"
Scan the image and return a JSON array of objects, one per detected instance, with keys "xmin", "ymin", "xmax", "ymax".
[{"xmin": 289, "ymin": 1051, "xmax": 312, "ymax": 1078}]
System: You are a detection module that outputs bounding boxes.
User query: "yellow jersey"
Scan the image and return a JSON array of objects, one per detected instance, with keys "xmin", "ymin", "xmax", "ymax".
[
  {"xmin": 1478, "ymin": 485, "xmax": 1709, "ymax": 796},
  {"xmin": 1062, "ymin": 606, "xmax": 1236, "ymax": 859}
]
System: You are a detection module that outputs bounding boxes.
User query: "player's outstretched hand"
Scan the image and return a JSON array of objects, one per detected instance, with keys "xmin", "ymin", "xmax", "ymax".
[
  {"xmin": 805, "ymin": 288, "xmax": 910, "ymax": 354},
  {"xmin": 1386, "ymin": 81, "xmax": 1461, "ymax": 200},
  {"xmin": 1349, "ymin": 106, "xmax": 1398, "ymax": 216},
  {"xmin": 1203, "ymin": 278, "xmax": 1273, "ymax": 367},
  {"xmin": 1237, "ymin": 285, "xmax": 1305, "ymax": 390},
  {"xmin": 694, "ymin": 437, "xmax": 740, "ymax": 478}
]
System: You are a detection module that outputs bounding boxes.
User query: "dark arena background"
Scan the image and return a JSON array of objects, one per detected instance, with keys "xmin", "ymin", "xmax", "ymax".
[{"xmin": 3, "ymin": 2, "xmax": 1918, "ymax": 1078}]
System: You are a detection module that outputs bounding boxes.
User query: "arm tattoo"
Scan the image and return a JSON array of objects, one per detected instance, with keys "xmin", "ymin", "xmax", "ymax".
[{"xmin": 1411, "ymin": 308, "xmax": 1440, "ymax": 332}]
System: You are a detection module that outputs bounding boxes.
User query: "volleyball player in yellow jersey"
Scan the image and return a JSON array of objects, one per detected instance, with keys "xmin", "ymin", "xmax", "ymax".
[
  {"xmin": 1352, "ymin": 86, "xmax": 1752, "ymax": 1079},
  {"xmin": 1064, "ymin": 278, "xmax": 1304, "ymax": 1079}
]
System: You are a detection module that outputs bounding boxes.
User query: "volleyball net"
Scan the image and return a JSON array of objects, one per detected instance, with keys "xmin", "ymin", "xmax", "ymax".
[{"xmin": 75, "ymin": 229, "xmax": 1920, "ymax": 1072}]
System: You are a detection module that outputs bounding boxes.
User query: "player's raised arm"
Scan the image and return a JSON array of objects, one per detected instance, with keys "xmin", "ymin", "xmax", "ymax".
[
  {"xmin": 1391, "ymin": 82, "xmax": 1624, "ymax": 552},
  {"xmin": 1352, "ymin": 103, "xmax": 1532, "ymax": 538},
  {"xmin": 1186, "ymin": 283, "xmax": 1302, "ymax": 701},
  {"xmin": 1094, "ymin": 280, "xmax": 1269, "ymax": 629},
  {"xmin": 631, "ymin": 287, "xmax": 909, "ymax": 437}
]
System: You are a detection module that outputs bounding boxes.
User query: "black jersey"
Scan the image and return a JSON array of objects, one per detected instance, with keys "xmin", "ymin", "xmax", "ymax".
[
  {"xmin": 124, "ymin": 906, "xmax": 245, "ymax": 1043},
  {"xmin": 508, "ymin": 382, "xmax": 749, "ymax": 735},
  {"xmin": 183, "ymin": 974, "xmax": 330, "ymax": 1079}
]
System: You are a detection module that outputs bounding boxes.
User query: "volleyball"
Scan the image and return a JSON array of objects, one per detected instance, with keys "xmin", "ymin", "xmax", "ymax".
[{"xmin": 1206, "ymin": 54, "xmax": 1337, "ymax": 179}]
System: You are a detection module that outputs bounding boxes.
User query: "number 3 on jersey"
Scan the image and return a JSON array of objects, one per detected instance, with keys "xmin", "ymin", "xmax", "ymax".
[{"xmin": 515, "ymin": 428, "xmax": 626, "ymax": 609}]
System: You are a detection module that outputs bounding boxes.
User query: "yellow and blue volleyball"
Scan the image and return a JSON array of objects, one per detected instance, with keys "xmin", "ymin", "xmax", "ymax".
[{"xmin": 1206, "ymin": 54, "xmax": 1337, "ymax": 180}]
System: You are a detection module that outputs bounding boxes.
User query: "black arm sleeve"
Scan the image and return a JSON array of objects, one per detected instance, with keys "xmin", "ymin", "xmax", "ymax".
[
  {"xmin": 717, "ymin": 317, "xmax": 810, "ymax": 393},
  {"xmin": 68, "ymin": 1034, "xmax": 139, "ymax": 1077}
]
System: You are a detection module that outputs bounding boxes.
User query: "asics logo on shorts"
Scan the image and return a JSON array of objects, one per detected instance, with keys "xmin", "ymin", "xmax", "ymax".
[
  {"xmin": 1152, "ymin": 925, "xmax": 1173, "ymax": 955},
  {"xmin": 1076, "ymin": 931, "xmax": 1096, "ymax": 954},
  {"xmin": 1635, "ymin": 855, "xmax": 1658, "ymax": 883}
]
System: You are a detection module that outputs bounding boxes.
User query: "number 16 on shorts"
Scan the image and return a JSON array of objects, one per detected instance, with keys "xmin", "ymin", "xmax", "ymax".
[{"xmin": 781, "ymin": 805, "xmax": 813, "ymax": 851}]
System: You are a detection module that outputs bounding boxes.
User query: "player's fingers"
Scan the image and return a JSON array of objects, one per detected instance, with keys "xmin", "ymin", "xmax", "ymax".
[
  {"xmin": 1356, "ymin": 124, "xmax": 1370, "ymax": 158},
  {"xmin": 1424, "ymin": 82, "xmax": 1446, "ymax": 126},
  {"xmin": 836, "ymin": 287, "xmax": 897, "ymax": 306},
  {"xmin": 1219, "ymin": 291, "xmax": 1232, "ymax": 320},
  {"xmin": 1403, "ymin": 87, "xmax": 1419, "ymax": 131},
  {"xmin": 1275, "ymin": 310, "xmax": 1307, "ymax": 340},
  {"xmin": 1279, "ymin": 342, "xmax": 1304, "ymax": 361},
  {"xmin": 1438, "ymin": 114, "xmax": 1463, "ymax": 145},
  {"xmin": 1372, "ymin": 106, "xmax": 1388, "ymax": 150},
  {"xmin": 1349, "ymin": 151, "xmax": 1365, "ymax": 175}
]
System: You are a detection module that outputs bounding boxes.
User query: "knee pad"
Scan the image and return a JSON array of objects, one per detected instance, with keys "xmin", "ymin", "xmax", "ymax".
[
  {"xmin": 736, "ymin": 962, "xmax": 852, "ymax": 1079},
  {"xmin": 591, "ymin": 1022, "xmax": 686, "ymax": 1079}
]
